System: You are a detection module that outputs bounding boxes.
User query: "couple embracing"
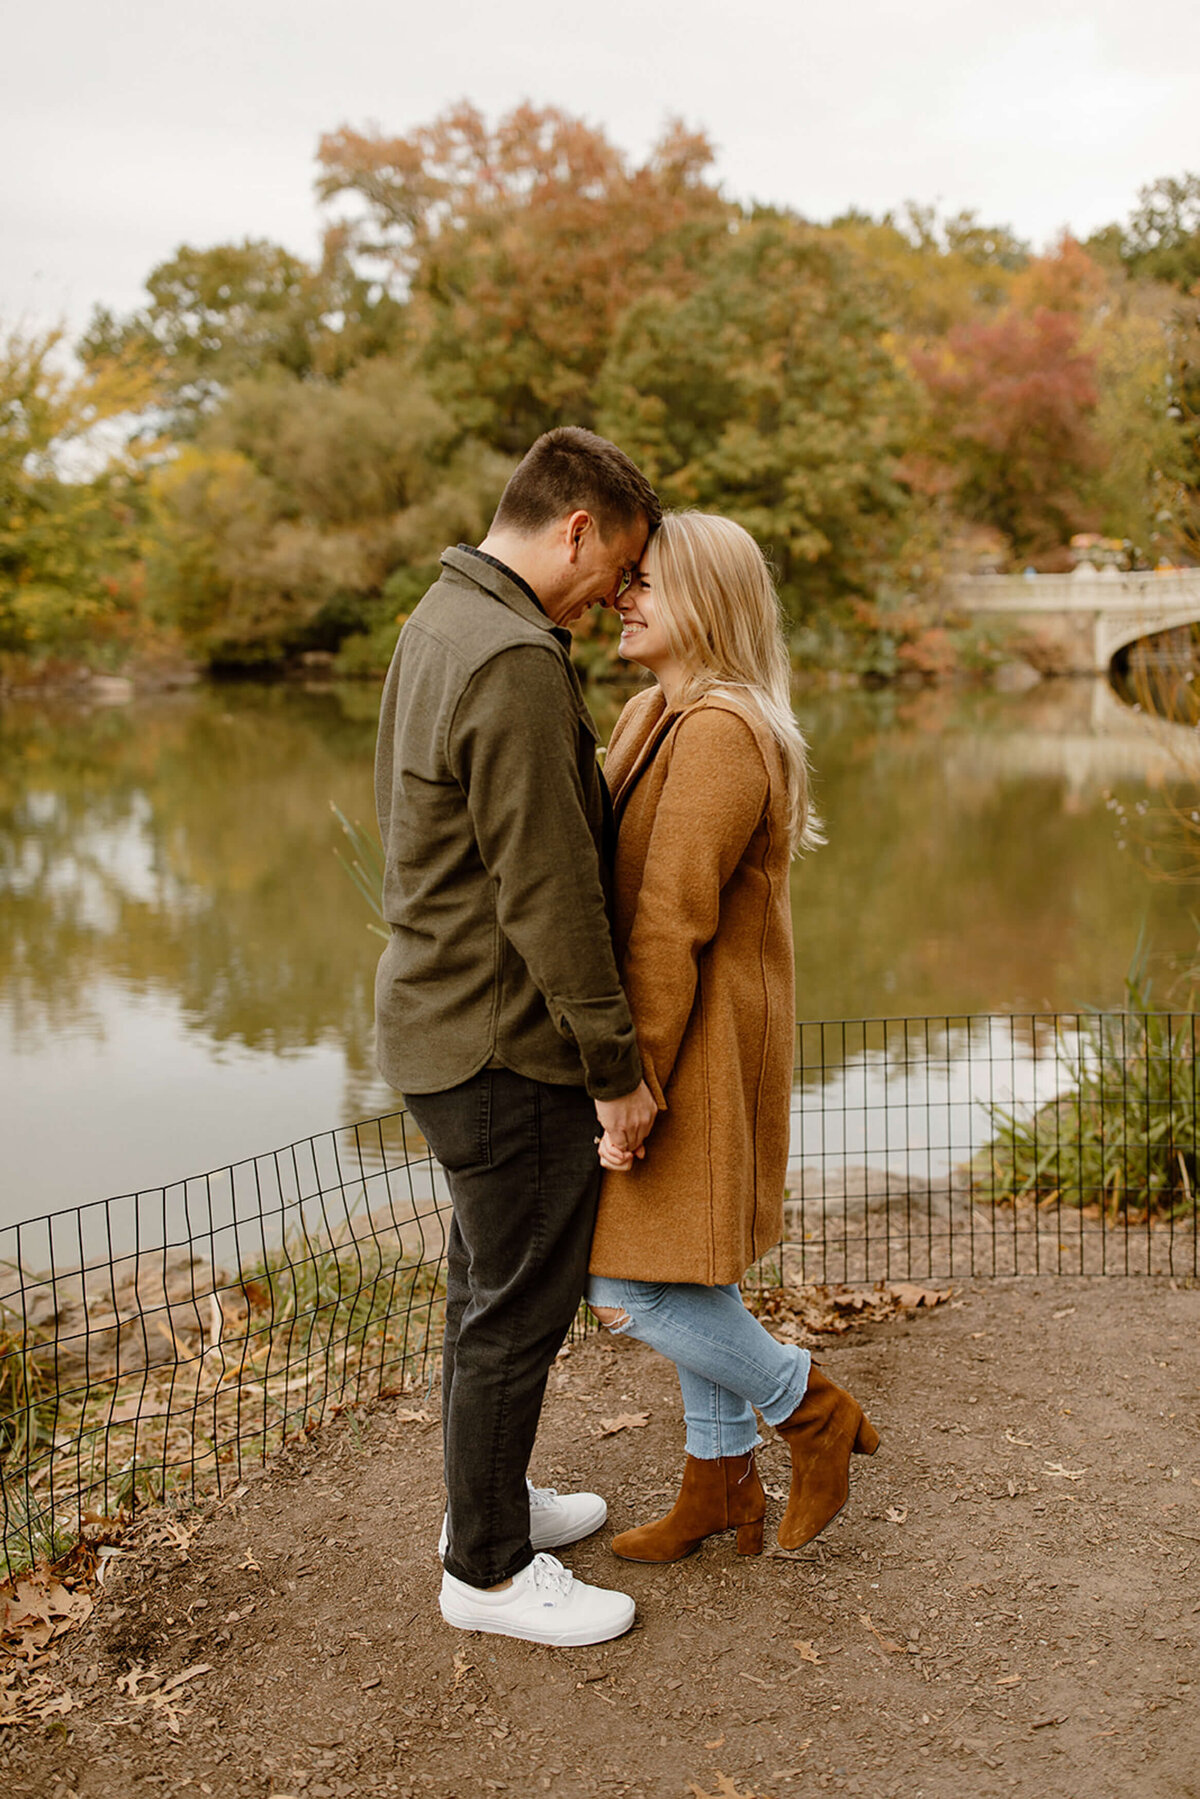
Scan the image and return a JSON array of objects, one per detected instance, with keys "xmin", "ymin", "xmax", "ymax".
[{"xmin": 374, "ymin": 428, "xmax": 878, "ymax": 1648}]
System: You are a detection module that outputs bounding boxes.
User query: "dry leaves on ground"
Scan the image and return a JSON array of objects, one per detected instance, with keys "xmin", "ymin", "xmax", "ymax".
[
  {"xmin": 750, "ymin": 1282, "xmax": 950, "ymax": 1339},
  {"xmin": 859, "ymin": 1612, "xmax": 906, "ymax": 1657},
  {"xmin": 0, "ymin": 1570, "xmax": 93, "ymax": 1662},
  {"xmin": 596, "ymin": 1412, "xmax": 650, "ymax": 1438},
  {"xmin": 688, "ymin": 1775, "xmax": 770, "ymax": 1799},
  {"xmin": 0, "ymin": 1666, "xmax": 79, "ymax": 1727},
  {"xmin": 112, "ymin": 1661, "xmax": 212, "ymax": 1735}
]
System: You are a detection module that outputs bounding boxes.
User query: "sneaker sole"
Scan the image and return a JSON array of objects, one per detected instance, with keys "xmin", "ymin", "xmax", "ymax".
[{"xmin": 438, "ymin": 1596, "xmax": 635, "ymax": 1648}]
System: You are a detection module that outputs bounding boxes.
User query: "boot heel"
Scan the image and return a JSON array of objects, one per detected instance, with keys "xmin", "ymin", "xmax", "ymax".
[
  {"xmin": 853, "ymin": 1414, "xmax": 880, "ymax": 1456},
  {"xmin": 736, "ymin": 1518, "xmax": 764, "ymax": 1556}
]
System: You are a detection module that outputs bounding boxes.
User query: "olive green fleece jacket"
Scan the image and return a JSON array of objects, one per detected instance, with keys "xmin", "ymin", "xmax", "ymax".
[{"xmin": 373, "ymin": 546, "xmax": 643, "ymax": 1101}]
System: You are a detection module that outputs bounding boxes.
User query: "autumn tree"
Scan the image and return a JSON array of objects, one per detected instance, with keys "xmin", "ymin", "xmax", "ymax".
[
  {"xmin": 825, "ymin": 204, "xmax": 1028, "ymax": 338},
  {"xmin": 81, "ymin": 237, "xmax": 405, "ymax": 434},
  {"xmin": 1116, "ymin": 173, "xmax": 1200, "ymax": 294},
  {"xmin": 146, "ymin": 359, "xmax": 508, "ymax": 663},
  {"xmin": 597, "ymin": 217, "xmax": 919, "ymax": 614},
  {"xmin": 316, "ymin": 102, "xmax": 730, "ymax": 449},
  {"xmin": 0, "ymin": 325, "xmax": 157, "ymax": 659},
  {"xmin": 906, "ymin": 294, "xmax": 1103, "ymax": 558}
]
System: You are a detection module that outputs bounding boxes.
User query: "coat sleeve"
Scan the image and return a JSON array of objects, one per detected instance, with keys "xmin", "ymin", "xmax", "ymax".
[
  {"xmin": 449, "ymin": 642, "xmax": 643, "ymax": 1102},
  {"xmin": 620, "ymin": 708, "xmax": 771, "ymax": 1109}
]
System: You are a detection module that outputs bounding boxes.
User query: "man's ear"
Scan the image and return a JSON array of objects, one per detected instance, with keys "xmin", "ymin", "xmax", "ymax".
[{"xmin": 565, "ymin": 509, "xmax": 593, "ymax": 562}]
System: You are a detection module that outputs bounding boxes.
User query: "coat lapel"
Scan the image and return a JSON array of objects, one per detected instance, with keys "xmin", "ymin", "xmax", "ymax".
[{"xmin": 607, "ymin": 693, "xmax": 676, "ymax": 827}]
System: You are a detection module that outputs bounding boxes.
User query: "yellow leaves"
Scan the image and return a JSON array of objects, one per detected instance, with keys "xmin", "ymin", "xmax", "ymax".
[
  {"xmin": 596, "ymin": 1412, "xmax": 650, "ymax": 1438},
  {"xmin": 792, "ymin": 1639, "xmax": 821, "ymax": 1665}
]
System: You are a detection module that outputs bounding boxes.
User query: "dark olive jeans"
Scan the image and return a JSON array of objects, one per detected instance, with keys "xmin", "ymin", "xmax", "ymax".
[{"xmin": 403, "ymin": 1068, "xmax": 601, "ymax": 1589}]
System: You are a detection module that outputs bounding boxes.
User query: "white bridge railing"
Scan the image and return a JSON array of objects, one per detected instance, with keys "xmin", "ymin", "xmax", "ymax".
[{"xmin": 947, "ymin": 570, "xmax": 1200, "ymax": 671}]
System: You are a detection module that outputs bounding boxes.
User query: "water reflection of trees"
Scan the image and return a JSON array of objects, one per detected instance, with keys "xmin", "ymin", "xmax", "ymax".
[
  {"xmin": 793, "ymin": 684, "xmax": 1198, "ymax": 1020},
  {"xmin": 4, "ymin": 676, "xmax": 1197, "ymax": 1083},
  {"xmin": 0, "ymin": 687, "xmax": 380, "ymax": 1056}
]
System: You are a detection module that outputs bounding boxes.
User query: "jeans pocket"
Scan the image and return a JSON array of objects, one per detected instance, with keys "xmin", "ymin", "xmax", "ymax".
[{"xmin": 404, "ymin": 1074, "xmax": 493, "ymax": 1175}]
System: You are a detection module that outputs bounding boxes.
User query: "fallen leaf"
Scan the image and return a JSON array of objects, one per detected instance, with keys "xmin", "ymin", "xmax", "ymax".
[
  {"xmin": 451, "ymin": 1651, "xmax": 473, "ymax": 1688},
  {"xmin": 596, "ymin": 1412, "xmax": 650, "ymax": 1437},
  {"xmin": 0, "ymin": 1574, "xmax": 94, "ymax": 1660},
  {"xmin": 859, "ymin": 1612, "xmax": 905, "ymax": 1655},
  {"xmin": 888, "ymin": 1282, "xmax": 951, "ymax": 1311},
  {"xmin": 704, "ymin": 1735, "xmax": 726, "ymax": 1749},
  {"xmin": 792, "ymin": 1639, "xmax": 821, "ymax": 1665},
  {"xmin": 688, "ymin": 1775, "xmax": 761, "ymax": 1799},
  {"xmin": 885, "ymin": 1505, "xmax": 908, "ymax": 1525},
  {"xmin": 1004, "ymin": 1429, "xmax": 1034, "ymax": 1448},
  {"xmin": 238, "ymin": 1549, "xmax": 261, "ymax": 1571},
  {"xmin": 749, "ymin": 1280, "xmax": 948, "ymax": 1339},
  {"xmin": 118, "ymin": 1662, "xmax": 160, "ymax": 1699},
  {"xmin": 1043, "ymin": 1463, "xmax": 1086, "ymax": 1481},
  {"xmin": 995, "ymin": 1673, "xmax": 1023, "ymax": 1686},
  {"xmin": 159, "ymin": 1663, "xmax": 212, "ymax": 1695},
  {"xmin": 394, "ymin": 1407, "xmax": 433, "ymax": 1422}
]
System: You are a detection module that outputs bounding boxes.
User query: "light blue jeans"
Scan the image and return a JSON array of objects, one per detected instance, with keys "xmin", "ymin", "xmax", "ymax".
[{"xmin": 586, "ymin": 1276, "xmax": 811, "ymax": 1461}]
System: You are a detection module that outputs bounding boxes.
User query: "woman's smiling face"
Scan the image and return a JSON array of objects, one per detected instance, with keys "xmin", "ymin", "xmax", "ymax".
[{"xmin": 615, "ymin": 566, "xmax": 675, "ymax": 680}]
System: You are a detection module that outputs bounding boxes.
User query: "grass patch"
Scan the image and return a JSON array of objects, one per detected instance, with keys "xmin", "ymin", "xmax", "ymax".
[
  {"xmin": 1, "ymin": 1228, "xmax": 446, "ymax": 1581},
  {"xmin": 974, "ymin": 986, "xmax": 1199, "ymax": 1221}
]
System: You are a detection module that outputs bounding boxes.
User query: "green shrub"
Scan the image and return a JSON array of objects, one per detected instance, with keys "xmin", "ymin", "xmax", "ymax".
[{"xmin": 975, "ymin": 978, "xmax": 1199, "ymax": 1219}]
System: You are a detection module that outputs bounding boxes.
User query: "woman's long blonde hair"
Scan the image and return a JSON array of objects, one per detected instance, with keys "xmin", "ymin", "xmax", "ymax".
[{"xmin": 645, "ymin": 511, "xmax": 823, "ymax": 854}]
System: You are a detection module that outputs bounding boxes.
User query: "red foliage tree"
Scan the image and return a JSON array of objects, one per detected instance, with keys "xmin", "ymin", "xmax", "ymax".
[{"xmin": 907, "ymin": 305, "xmax": 1102, "ymax": 556}]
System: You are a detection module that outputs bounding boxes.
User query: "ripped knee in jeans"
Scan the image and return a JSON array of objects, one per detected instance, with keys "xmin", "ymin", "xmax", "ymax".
[{"xmin": 591, "ymin": 1304, "xmax": 633, "ymax": 1335}]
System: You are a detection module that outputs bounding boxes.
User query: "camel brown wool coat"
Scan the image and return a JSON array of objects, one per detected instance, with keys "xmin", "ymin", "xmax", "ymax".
[{"xmin": 588, "ymin": 686, "xmax": 796, "ymax": 1287}]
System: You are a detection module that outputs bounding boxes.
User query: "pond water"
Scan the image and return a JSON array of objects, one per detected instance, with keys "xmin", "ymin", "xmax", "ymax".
[{"xmin": 1, "ymin": 675, "xmax": 1196, "ymax": 1235}]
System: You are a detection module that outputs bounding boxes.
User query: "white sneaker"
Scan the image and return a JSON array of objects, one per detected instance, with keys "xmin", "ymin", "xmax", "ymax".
[
  {"xmin": 439, "ymin": 1553, "xmax": 635, "ymax": 1646},
  {"xmin": 437, "ymin": 1480, "xmax": 607, "ymax": 1559}
]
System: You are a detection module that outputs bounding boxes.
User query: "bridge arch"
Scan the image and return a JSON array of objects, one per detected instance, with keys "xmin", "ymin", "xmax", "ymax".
[{"xmin": 947, "ymin": 570, "xmax": 1200, "ymax": 675}]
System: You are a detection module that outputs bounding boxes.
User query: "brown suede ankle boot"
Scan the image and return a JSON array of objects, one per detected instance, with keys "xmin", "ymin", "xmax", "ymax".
[
  {"xmin": 610, "ymin": 1451, "xmax": 766, "ymax": 1562},
  {"xmin": 775, "ymin": 1364, "xmax": 880, "ymax": 1550}
]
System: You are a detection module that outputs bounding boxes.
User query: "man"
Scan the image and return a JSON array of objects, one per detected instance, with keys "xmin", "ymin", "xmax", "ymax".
[{"xmin": 374, "ymin": 427, "xmax": 660, "ymax": 1647}]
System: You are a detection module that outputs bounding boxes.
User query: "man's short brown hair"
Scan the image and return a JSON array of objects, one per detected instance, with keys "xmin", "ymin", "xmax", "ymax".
[{"xmin": 491, "ymin": 427, "xmax": 662, "ymax": 539}]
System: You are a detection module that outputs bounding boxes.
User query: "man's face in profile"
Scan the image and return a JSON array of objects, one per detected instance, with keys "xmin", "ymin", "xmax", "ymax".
[{"xmin": 553, "ymin": 514, "xmax": 650, "ymax": 626}]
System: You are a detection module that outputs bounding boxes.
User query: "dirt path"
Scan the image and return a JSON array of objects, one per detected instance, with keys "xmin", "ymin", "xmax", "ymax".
[{"xmin": 4, "ymin": 1276, "xmax": 1198, "ymax": 1799}]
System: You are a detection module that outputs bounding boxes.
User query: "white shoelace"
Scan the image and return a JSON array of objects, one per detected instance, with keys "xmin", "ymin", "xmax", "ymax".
[
  {"xmin": 527, "ymin": 1481, "xmax": 560, "ymax": 1510},
  {"xmin": 527, "ymin": 1553, "xmax": 574, "ymax": 1601}
]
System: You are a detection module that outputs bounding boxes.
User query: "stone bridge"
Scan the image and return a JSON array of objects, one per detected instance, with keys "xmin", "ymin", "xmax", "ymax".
[{"xmin": 947, "ymin": 569, "xmax": 1200, "ymax": 673}]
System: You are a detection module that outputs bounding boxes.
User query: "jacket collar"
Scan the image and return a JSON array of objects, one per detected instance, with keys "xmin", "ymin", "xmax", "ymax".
[
  {"xmin": 609, "ymin": 689, "xmax": 677, "ymax": 824},
  {"xmin": 440, "ymin": 546, "xmax": 571, "ymax": 650}
]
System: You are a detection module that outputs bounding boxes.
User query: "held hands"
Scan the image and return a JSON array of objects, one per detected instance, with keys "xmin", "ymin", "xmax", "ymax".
[
  {"xmin": 594, "ymin": 1080, "xmax": 657, "ymax": 1173},
  {"xmin": 597, "ymin": 1128, "xmax": 636, "ymax": 1172}
]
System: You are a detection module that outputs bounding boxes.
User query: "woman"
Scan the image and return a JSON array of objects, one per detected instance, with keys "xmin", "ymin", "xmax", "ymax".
[{"xmin": 588, "ymin": 511, "xmax": 878, "ymax": 1562}]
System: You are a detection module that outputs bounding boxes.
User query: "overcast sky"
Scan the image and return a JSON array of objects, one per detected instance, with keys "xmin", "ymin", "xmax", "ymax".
[{"xmin": 4, "ymin": 0, "xmax": 1199, "ymax": 340}]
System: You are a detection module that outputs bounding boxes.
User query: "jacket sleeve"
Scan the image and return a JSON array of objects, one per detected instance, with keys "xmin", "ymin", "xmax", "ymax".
[
  {"xmin": 448, "ymin": 643, "xmax": 643, "ymax": 1101},
  {"xmin": 620, "ymin": 708, "xmax": 771, "ymax": 1109}
]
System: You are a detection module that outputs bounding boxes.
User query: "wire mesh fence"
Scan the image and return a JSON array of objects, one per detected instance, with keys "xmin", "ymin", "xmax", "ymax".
[{"xmin": 2, "ymin": 1010, "xmax": 1196, "ymax": 1576}]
